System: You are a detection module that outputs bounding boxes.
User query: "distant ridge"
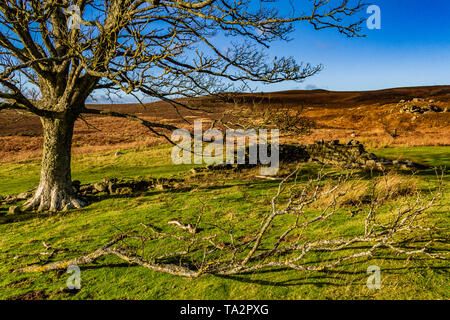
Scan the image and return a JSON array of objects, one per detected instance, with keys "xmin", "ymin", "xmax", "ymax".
[
  {"xmin": 222, "ymin": 85, "xmax": 450, "ymax": 108},
  {"xmin": 85, "ymin": 85, "xmax": 450, "ymax": 109}
]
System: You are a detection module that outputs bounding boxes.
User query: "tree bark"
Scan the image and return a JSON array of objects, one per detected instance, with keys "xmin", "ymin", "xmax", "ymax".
[{"xmin": 23, "ymin": 116, "xmax": 86, "ymax": 212}]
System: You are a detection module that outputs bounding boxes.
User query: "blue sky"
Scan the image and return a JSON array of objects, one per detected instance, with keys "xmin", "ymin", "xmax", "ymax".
[
  {"xmin": 58, "ymin": 1, "xmax": 450, "ymax": 102},
  {"xmin": 261, "ymin": 0, "xmax": 450, "ymax": 92},
  {"xmin": 2, "ymin": 1, "xmax": 449, "ymax": 104}
]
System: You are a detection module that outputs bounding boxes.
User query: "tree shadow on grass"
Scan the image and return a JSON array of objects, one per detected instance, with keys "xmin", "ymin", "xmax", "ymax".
[
  {"xmin": 65, "ymin": 246, "xmax": 450, "ymax": 288},
  {"xmin": 214, "ymin": 257, "xmax": 449, "ymax": 288},
  {"xmin": 215, "ymin": 271, "xmax": 347, "ymax": 287},
  {"xmin": 0, "ymin": 182, "xmax": 238, "ymax": 225},
  {"xmin": 0, "ymin": 210, "xmax": 40, "ymax": 225},
  {"xmin": 86, "ymin": 183, "xmax": 237, "ymax": 204},
  {"xmin": 11, "ymin": 245, "xmax": 448, "ymax": 290},
  {"xmin": 0, "ymin": 193, "xmax": 144, "ymax": 225},
  {"xmin": 76, "ymin": 261, "xmax": 348, "ymax": 287}
]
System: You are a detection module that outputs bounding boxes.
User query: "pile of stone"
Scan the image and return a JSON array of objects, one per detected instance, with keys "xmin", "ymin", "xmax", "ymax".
[
  {"xmin": 300, "ymin": 140, "xmax": 426, "ymax": 170},
  {"xmin": 278, "ymin": 144, "xmax": 311, "ymax": 162},
  {"xmin": 190, "ymin": 164, "xmax": 239, "ymax": 174},
  {"xmin": 399, "ymin": 104, "xmax": 443, "ymax": 114},
  {"xmin": 76, "ymin": 177, "xmax": 182, "ymax": 196},
  {"xmin": 1, "ymin": 177, "xmax": 187, "ymax": 214}
]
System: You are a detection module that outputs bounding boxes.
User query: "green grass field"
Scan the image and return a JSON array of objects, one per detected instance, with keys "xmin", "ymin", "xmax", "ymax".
[{"xmin": 0, "ymin": 145, "xmax": 448, "ymax": 300}]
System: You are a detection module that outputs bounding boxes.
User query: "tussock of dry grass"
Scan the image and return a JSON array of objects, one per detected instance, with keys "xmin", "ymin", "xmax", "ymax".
[
  {"xmin": 374, "ymin": 173, "xmax": 418, "ymax": 200},
  {"xmin": 314, "ymin": 173, "xmax": 418, "ymax": 208}
]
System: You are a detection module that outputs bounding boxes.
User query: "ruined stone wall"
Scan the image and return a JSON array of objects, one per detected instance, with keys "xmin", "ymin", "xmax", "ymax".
[
  {"xmin": 304, "ymin": 140, "xmax": 375, "ymax": 169},
  {"xmin": 279, "ymin": 140, "xmax": 425, "ymax": 170}
]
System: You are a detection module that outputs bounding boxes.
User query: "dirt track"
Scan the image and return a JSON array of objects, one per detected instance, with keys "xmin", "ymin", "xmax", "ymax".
[{"xmin": 1, "ymin": 85, "xmax": 449, "ymax": 163}]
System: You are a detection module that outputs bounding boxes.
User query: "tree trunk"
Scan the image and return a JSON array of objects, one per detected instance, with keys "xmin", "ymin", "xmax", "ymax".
[{"xmin": 23, "ymin": 116, "xmax": 86, "ymax": 212}]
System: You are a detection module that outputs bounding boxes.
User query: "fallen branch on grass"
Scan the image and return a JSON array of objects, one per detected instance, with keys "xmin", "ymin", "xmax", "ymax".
[
  {"xmin": 13, "ymin": 241, "xmax": 80, "ymax": 265},
  {"xmin": 16, "ymin": 169, "xmax": 448, "ymax": 277},
  {"xmin": 255, "ymin": 175, "xmax": 283, "ymax": 180},
  {"xmin": 168, "ymin": 220, "xmax": 197, "ymax": 235}
]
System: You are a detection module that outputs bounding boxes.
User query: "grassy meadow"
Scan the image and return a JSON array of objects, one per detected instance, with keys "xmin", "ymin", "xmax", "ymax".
[{"xmin": 0, "ymin": 145, "xmax": 448, "ymax": 300}]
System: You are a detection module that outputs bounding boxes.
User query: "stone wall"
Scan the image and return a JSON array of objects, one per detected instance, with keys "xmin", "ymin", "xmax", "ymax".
[{"xmin": 279, "ymin": 140, "xmax": 426, "ymax": 170}]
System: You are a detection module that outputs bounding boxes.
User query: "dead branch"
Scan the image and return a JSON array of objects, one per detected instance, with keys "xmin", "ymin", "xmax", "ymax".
[
  {"xmin": 16, "ymin": 169, "xmax": 448, "ymax": 277},
  {"xmin": 168, "ymin": 220, "xmax": 197, "ymax": 235},
  {"xmin": 13, "ymin": 241, "xmax": 79, "ymax": 265}
]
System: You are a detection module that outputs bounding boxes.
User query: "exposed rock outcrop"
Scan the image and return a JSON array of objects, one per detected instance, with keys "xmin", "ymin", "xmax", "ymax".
[
  {"xmin": 396, "ymin": 97, "xmax": 449, "ymax": 114},
  {"xmin": 399, "ymin": 104, "xmax": 443, "ymax": 114}
]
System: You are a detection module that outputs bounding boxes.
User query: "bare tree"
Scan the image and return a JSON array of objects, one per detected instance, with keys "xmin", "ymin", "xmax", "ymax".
[{"xmin": 0, "ymin": 0, "xmax": 366, "ymax": 211}]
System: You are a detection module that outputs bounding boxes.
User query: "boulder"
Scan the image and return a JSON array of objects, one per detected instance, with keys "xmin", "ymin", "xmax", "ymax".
[
  {"xmin": 93, "ymin": 183, "xmax": 108, "ymax": 193},
  {"xmin": 155, "ymin": 184, "xmax": 166, "ymax": 191},
  {"xmin": 429, "ymin": 105, "xmax": 442, "ymax": 112}
]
